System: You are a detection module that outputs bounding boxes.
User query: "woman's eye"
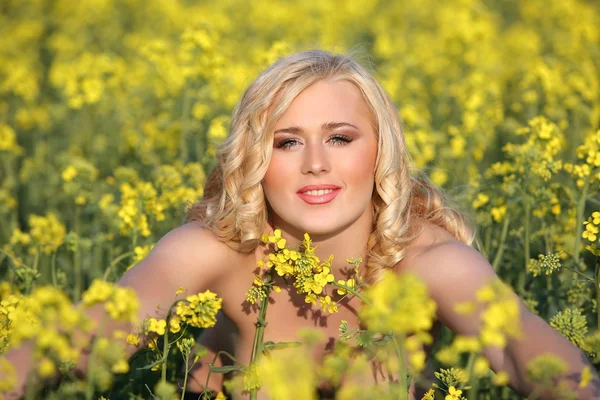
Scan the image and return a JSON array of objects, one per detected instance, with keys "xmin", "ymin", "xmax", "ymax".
[
  {"xmin": 329, "ymin": 135, "xmax": 352, "ymax": 146},
  {"xmin": 275, "ymin": 139, "xmax": 300, "ymax": 149}
]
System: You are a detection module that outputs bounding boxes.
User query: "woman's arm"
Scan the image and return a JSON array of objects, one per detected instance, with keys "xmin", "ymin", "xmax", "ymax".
[
  {"xmin": 2, "ymin": 221, "xmax": 234, "ymax": 399},
  {"xmin": 399, "ymin": 239, "xmax": 600, "ymax": 399}
]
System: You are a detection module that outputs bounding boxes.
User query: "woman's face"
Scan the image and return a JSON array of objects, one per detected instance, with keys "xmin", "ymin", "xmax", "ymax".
[{"xmin": 262, "ymin": 79, "xmax": 378, "ymax": 238}]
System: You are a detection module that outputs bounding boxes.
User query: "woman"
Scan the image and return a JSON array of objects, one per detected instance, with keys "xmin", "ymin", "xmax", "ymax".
[{"xmin": 6, "ymin": 50, "xmax": 599, "ymax": 399}]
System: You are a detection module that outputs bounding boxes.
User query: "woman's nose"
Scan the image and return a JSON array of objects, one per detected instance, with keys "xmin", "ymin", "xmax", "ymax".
[{"xmin": 301, "ymin": 142, "xmax": 331, "ymax": 175}]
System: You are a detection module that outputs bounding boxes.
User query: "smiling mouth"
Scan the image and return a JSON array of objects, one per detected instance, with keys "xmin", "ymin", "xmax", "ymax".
[
  {"xmin": 302, "ymin": 189, "xmax": 335, "ymax": 196},
  {"xmin": 297, "ymin": 188, "xmax": 341, "ymax": 205}
]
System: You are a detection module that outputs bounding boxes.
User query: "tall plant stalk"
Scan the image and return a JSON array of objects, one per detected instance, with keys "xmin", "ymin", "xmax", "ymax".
[
  {"xmin": 249, "ymin": 273, "xmax": 273, "ymax": 400},
  {"xmin": 573, "ymin": 179, "xmax": 590, "ymax": 267}
]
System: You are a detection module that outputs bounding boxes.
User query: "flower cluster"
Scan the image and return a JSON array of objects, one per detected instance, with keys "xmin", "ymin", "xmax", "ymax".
[
  {"xmin": 359, "ymin": 270, "xmax": 437, "ymax": 373},
  {"xmin": 526, "ymin": 252, "xmax": 563, "ymax": 277},
  {"xmin": 549, "ymin": 308, "xmax": 589, "ymax": 350},
  {"xmin": 564, "ymin": 130, "xmax": 600, "ymax": 188},
  {"xmin": 0, "ymin": 286, "xmax": 103, "ymax": 381},
  {"xmin": 8, "ymin": 212, "xmax": 67, "ymax": 256},
  {"xmin": 81, "ymin": 279, "xmax": 140, "ymax": 324},
  {"xmin": 582, "ymin": 211, "xmax": 600, "ymax": 255},
  {"xmin": 436, "ymin": 279, "xmax": 522, "ymax": 387},
  {"xmin": 247, "ymin": 230, "xmax": 339, "ymax": 314},
  {"xmin": 173, "ymin": 289, "xmax": 223, "ymax": 330}
]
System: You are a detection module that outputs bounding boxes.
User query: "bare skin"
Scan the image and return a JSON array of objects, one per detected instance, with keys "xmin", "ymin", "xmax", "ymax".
[{"xmin": 181, "ymin": 219, "xmax": 450, "ymax": 399}]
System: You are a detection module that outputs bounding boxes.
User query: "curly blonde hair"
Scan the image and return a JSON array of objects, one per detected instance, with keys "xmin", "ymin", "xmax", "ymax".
[{"xmin": 186, "ymin": 49, "xmax": 476, "ymax": 280}]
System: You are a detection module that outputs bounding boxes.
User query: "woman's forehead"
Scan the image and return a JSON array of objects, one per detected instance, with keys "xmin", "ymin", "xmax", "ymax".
[{"xmin": 271, "ymin": 80, "xmax": 374, "ymax": 132}]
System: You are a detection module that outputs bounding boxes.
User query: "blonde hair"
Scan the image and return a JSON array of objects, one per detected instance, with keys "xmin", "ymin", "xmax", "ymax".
[{"xmin": 186, "ymin": 49, "xmax": 476, "ymax": 280}]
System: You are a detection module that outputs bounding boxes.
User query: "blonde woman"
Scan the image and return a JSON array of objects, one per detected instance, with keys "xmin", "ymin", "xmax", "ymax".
[{"xmin": 6, "ymin": 50, "xmax": 599, "ymax": 399}]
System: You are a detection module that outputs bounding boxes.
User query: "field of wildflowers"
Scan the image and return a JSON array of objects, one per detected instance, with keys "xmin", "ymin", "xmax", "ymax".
[{"xmin": 1, "ymin": 0, "xmax": 600, "ymax": 398}]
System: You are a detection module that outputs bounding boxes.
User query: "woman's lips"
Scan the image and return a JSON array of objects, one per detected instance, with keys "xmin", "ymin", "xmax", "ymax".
[{"xmin": 296, "ymin": 188, "xmax": 341, "ymax": 205}]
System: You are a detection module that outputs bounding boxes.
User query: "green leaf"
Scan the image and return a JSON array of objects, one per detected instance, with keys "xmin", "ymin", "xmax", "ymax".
[
  {"xmin": 263, "ymin": 341, "xmax": 302, "ymax": 351},
  {"xmin": 136, "ymin": 356, "xmax": 166, "ymax": 371},
  {"xmin": 210, "ymin": 365, "xmax": 245, "ymax": 374}
]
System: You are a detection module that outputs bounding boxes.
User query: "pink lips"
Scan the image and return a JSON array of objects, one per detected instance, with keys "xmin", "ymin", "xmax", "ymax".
[{"xmin": 296, "ymin": 185, "xmax": 341, "ymax": 205}]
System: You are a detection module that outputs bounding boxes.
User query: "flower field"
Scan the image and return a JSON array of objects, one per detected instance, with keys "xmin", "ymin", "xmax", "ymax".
[{"xmin": 1, "ymin": 0, "xmax": 600, "ymax": 399}]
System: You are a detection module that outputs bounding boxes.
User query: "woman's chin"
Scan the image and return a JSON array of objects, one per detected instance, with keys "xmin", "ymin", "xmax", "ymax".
[{"xmin": 292, "ymin": 220, "xmax": 350, "ymax": 239}]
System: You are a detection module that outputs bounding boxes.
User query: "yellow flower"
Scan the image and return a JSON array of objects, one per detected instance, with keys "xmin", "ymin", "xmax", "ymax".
[
  {"xmin": 492, "ymin": 371, "xmax": 510, "ymax": 386},
  {"xmin": 61, "ymin": 166, "xmax": 78, "ymax": 182},
  {"xmin": 421, "ymin": 388, "xmax": 435, "ymax": 400},
  {"xmin": 409, "ymin": 350, "xmax": 426, "ymax": 372},
  {"xmin": 473, "ymin": 356, "xmax": 489, "ymax": 378},
  {"xmin": 319, "ymin": 295, "xmax": 338, "ymax": 314},
  {"xmin": 336, "ymin": 278, "xmax": 355, "ymax": 295},
  {"xmin": 445, "ymin": 386, "xmax": 462, "ymax": 400},
  {"xmin": 472, "ymin": 193, "xmax": 490, "ymax": 209},
  {"xmin": 253, "ymin": 276, "xmax": 264, "ymax": 286},
  {"xmin": 475, "ymin": 286, "xmax": 495, "ymax": 303},
  {"xmin": 28, "ymin": 212, "xmax": 67, "ymax": 255},
  {"xmin": 0, "ymin": 124, "xmax": 23, "ymax": 155},
  {"xmin": 451, "ymin": 335, "xmax": 481, "ymax": 353},
  {"xmin": 126, "ymin": 333, "xmax": 140, "ymax": 346},
  {"xmin": 146, "ymin": 318, "xmax": 166, "ymax": 335},
  {"xmin": 111, "ymin": 359, "xmax": 129, "ymax": 374},
  {"xmin": 360, "ymin": 271, "xmax": 436, "ymax": 335},
  {"xmin": 268, "ymin": 229, "xmax": 287, "ymax": 249},
  {"xmin": 38, "ymin": 357, "xmax": 56, "ymax": 378},
  {"xmin": 579, "ymin": 365, "xmax": 592, "ymax": 389},
  {"xmin": 175, "ymin": 290, "xmax": 222, "ymax": 328}
]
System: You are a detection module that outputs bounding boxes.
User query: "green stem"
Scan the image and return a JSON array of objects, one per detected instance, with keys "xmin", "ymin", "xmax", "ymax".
[
  {"xmin": 201, "ymin": 350, "xmax": 241, "ymax": 399},
  {"xmin": 331, "ymin": 282, "xmax": 370, "ymax": 305},
  {"xmin": 30, "ymin": 247, "xmax": 40, "ymax": 292},
  {"xmin": 483, "ymin": 226, "xmax": 492, "ymax": 259},
  {"xmin": 574, "ymin": 179, "xmax": 590, "ymax": 266},
  {"xmin": 492, "ymin": 212, "xmax": 511, "ymax": 270},
  {"xmin": 180, "ymin": 353, "xmax": 190, "ymax": 400},
  {"xmin": 249, "ymin": 274, "xmax": 273, "ymax": 400},
  {"xmin": 161, "ymin": 312, "xmax": 172, "ymax": 383},
  {"xmin": 391, "ymin": 334, "xmax": 409, "ymax": 400},
  {"xmin": 85, "ymin": 316, "xmax": 108, "ymax": 400},
  {"xmin": 180, "ymin": 85, "xmax": 192, "ymax": 164},
  {"xmin": 518, "ymin": 202, "xmax": 531, "ymax": 295},
  {"xmin": 332, "ymin": 282, "xmax": 410, "ymax": 399},
  {"xmin": 50, "ymin": 250, "xmax": 57, "ymax": 286},
  {"xmin": 465, "ymin": 352, "xmax": 479, "ymax": 400},
  {"xmin": 102, "ymin": 251, "xmax": 134, "ymax": 281},
  {"xmin": 74, "ymin": 207, "xmax": 82, "ymax": 301},
  {"xmin": 561, "ymin": 265, "xmax": 593, "ymax": 283}
]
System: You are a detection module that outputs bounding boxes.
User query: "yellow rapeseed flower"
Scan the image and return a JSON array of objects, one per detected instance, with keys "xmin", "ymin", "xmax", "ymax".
[
  {"xmin": 579, "ymin": 365, "xmax": 592, "ymax": 389},
  {"xmin": 61, "ymin": 166, "xmax": 78, "ymax": 182},
  {"xmin": 445, "ymin": 386, "xmax": 463, "ymax": 400},
  {"xmin": 175, "ymin": 290, "xmax": 222, "ymax": 329},
  {"xmin": 145, "ymin": 318, "xmax": 166, "ymax": 336}
]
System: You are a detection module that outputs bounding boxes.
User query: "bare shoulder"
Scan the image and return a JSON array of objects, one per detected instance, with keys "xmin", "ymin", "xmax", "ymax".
[
  {"xmin": 396, "ymin": 221, "xmax": 497, "ymax": 299},
  {"xmin": 118, "ymin": 221, "xmax": 240, "ymax": 317}
]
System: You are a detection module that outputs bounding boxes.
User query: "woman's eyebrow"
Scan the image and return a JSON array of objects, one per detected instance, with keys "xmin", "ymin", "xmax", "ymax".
[{"xmin": 273, "ymin": 121, "xmax": 359, "ymax": 135}]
